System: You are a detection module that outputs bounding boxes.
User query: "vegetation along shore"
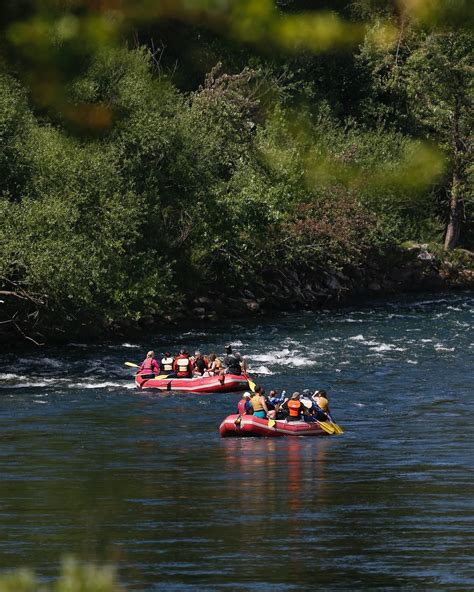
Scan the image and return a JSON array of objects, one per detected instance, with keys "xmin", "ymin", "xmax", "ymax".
[{"xmin": 0, "ymin": 1, "xmax": 472, "ymax": 346}]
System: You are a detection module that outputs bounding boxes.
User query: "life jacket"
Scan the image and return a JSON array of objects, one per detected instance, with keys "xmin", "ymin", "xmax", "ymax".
[
  {"xmin": 237, "ymin": 399, "xmax": 252, "ymax": 415},
  {"xmin": 316, "ymin": 396, "xmax": 329, "ymax": 412},
  {"xmin": 287, "ymin": 400, "xmax": 302, "ymax": 418},
  {"xmin": 141, "ymin": 358, "xmax": 155, "ymax": 373},
  {"xmin": 224, "ymin": 353, "xmax": 242, "ymax": 374},
  {"xmin": 251, "ymin": 395, "xmax": 264, "ymax": 412},
  {"xmin": 161, "ymin": 357, "xmax": 174, "ymax": 372},
  {"xmin": 175, "ymin": 355, "xmax": 191, "ymax": 377}
]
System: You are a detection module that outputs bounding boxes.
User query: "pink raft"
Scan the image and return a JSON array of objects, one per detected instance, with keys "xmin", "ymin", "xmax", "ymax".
[
  {"xmin": 219, "ymin": 414, "xmax": 330, "ymax": 437},
  {"xmin": 135, "ymin": 373, "xmax": 248, "ymax": 394}
]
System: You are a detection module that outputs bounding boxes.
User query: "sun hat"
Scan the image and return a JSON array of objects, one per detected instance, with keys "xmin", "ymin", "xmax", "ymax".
[
  {"xmin": 243, "ymin": 391, "xmax": 251, "ymax": 398},
  {"xmin": 291, "ymin": 391, "xmax": 300, "ymax": 399}
]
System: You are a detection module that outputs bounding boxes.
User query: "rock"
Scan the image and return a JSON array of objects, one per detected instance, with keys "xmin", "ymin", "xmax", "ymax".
[
  {"xmin": 242, "ymin": 289, "xmax": 256, "ymax": 299},
  {"xmin": 194, "ymin": 296, "xmax": 213, "ymax": 307},
  {"xmin": 193, "ymin": 307, "xmax": 206, "ymax": 316},
  {"xmin": 325, "ymin": 275, "xmax": 343, "ymax": 291},
  {"xmin": 368, "ymin": 281, "xmax": 382, "ymax": 291}
]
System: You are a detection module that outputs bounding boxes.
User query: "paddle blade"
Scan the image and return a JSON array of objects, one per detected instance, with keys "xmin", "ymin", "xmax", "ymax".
[
  {"xmin": 242, "ymin": 372, "xmax": 256, "ymax": 392},
  {"xmin": 125, "ymin": 362, "xmax": 139, "ymax": 368},
  {"xmin": 268, "ymin": 419, "xmax": 276, "ymax": 428},
  {"xmin": 318, "ymin": 421, "xmax": 335, "ymax": 434},
  {"xmin": 332, "ymin": 423, "xmax": 344, "ymax": 434}
]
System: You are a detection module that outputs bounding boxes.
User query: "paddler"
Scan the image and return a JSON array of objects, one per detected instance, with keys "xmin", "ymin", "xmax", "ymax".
[
  {"xmin": 223, "ymin": 345, "xmax": 246, "ymax": 375},
  {"xmin": 312, "ymin": 389, "xmax": 331, "ymax": 419},
  {"xmin": 250, "ymin": 386, "xmax": 276, "ymax": 420},
  {"xmin": 160, "ymin": 351, "xmax": 174, "ymax": 374},
  {"xmin": 282, "ymin": 391, "xmax": 312, "ymax": 422},
  {"xmin": 237, "ymin": 391, "xmax": 253, "ymax": 415},
  {"xmin": 173, "ymin": 348, "xmax": 194, "ymax": 378},
  {"xmin": 138, "ymin": 350, "xmax": 160, "ymax": 378}
]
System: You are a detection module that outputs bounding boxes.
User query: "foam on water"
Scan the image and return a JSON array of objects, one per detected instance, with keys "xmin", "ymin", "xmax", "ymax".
[
  {"xmin": 72, "ymin": 381, "xmax": 135, "ymax": 389},
  {"xmin": 250, "ymin": 366, "xmax": 273, "ymax": 375},
  {"xmin": 0, "ymin": 373, "xmax": 20, "ymax": 381},
  {"xmin": 434, "ymin": 344, "xmax": 455, "ymax": 352},
  {"xmin": 370, "ymin": 344, "xmax": 407, "ymax": 352}
]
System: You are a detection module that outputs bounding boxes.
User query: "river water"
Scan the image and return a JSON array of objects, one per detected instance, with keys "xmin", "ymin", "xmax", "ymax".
[{"xmin": 0, "ymin": 292, "xmax": 473, "ymax": 591}]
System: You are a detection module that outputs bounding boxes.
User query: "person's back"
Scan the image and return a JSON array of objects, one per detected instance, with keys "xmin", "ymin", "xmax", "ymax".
[
  {"xmin": 193, "ymin": 351, "xmax": 208, "ymax": 376},
  {"xmin": 173, "ymin": 350, "xmax": 193, "ymax": 378},
  {"xmin": 284, "ymin": 392, "xmax": 304, "ymax": 421},
  {"xmin": 139, "ymin": 350, "xmax": 160, "ymax": 377},
  {"xmin": 161, "ymin": 352, "xmax": 174, "ymax": 373},
  {"xmin": 237, "ymin": 392, "xmax": 253, "ymax": 415},
  {"xmin": 223, "ymin": 345, "xmax": 243, "ymax": 375},
  {"xmin": 250, "ymin": 392, "xmax": 265, "ymax": 417}
]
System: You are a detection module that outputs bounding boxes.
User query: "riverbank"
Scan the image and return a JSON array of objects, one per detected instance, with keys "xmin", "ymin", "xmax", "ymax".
[
  {"xmin": 1, "ymin": 244, "xmax": 473, "ymax": 347},
  {"xmin": 184, "ymin": 244, "xmax": 474, "ymax": 322}
]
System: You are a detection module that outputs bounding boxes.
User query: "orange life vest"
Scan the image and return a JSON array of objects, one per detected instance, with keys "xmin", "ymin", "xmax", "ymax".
[{"xmin": 287, "ymin": 400, "xmax": 302, "ymax": 418}]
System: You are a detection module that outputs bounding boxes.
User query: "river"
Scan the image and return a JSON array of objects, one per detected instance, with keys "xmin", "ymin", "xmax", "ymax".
[{"xmin": 1, "ymin": 292, "xmax": 473, "ymax": 591}]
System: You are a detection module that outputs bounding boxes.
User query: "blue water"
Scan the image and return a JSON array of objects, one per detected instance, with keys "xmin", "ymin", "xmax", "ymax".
[{"xmin": 0, "ymin": 292, "xmax": 473, "ymax": 590}]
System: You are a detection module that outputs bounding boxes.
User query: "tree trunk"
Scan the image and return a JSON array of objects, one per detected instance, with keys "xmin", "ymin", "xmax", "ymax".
[
  {"xmin": 444, "ymin": 175, "xmax": 462, "ymax": 250},
  {"xmin": 444, "ymin": 95, "xmax": 463, "ymax": 251}
]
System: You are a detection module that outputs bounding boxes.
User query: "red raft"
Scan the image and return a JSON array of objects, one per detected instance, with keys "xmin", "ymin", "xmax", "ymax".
[
  {"xmin": 219, "ymin": 414, "xmax": 330, "ymax": 437},
  {"xmin": 135, "ymin": 373, "xmax": 248, "ymax": 394}
]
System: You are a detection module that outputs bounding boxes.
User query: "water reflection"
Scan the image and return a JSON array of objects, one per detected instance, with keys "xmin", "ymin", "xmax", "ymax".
[{"xmin": 222, "ymin": 437, "xmax": 332, "ymax": 516}]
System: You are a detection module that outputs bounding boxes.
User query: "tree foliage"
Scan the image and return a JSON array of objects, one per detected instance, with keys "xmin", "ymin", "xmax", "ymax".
[{"xmin": 0, "ymin": 1, "xmax": 472, "ymax": 342}]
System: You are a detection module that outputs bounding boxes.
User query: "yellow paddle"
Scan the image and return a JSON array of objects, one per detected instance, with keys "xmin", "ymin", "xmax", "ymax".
[
  {"xmin": 242, "ymin": 372, "xmax": 256, "ymax": 392},
  {"xmin": 317, "ymin": 421, "xmax": 336, "ymax": 434},
  {"xmin": 326, "ymin": 413, "xmax": 344, "ymax": 434}
]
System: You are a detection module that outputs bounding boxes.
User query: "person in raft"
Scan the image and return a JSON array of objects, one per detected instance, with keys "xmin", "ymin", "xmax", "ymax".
[
  {"xmin": 192, "ymin": 351, "xmax": 208, "ymax": 376},
  {"xmin": 139, "ymin": 350, "xmax": 160, "ymax": 378},
  {"xmin": 223, "ymin": 345, "xmax": 246, "ymax": 375},
  {"xmin": 250, "ymin": 386, "xmax": 276, "ymax": 420},
  {"xmin": 173, "ymin": 349, "xmax": 194, "ymax": 378},
  {"xmin": 206, "ymin": 352, "xmax": 223, "ymax": 376},
  {"xmin": 237, "ymin": 392, "xmax": 253, "ymax": 415},
  {"xmin": 160, "ymin": 351, "xmax": 175, "ymax": 375},
  {"xmin": 282, "ymin": 391, "xmax": 311, "ymax": 422},
  {"xmin": 312, "ymin": 389, "xmax": 331, "ymax": 419}
]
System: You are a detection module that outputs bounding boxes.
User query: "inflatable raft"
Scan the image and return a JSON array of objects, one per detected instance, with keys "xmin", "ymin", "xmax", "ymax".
[
  {"xmin": 135, "ymin": 373, "xmax": 248, "ymax": 393},
  {"xmin": 219, "ymin": 414, "xmax": 331, "ymax": 437}
]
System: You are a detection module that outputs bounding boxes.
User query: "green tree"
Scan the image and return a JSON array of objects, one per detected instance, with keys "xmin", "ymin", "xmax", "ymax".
[{"xmin": 404, "ymin": 32, "xmax": 473, "ymax": 249}]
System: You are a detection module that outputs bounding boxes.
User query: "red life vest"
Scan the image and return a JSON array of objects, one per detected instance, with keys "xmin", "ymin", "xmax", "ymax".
[
  {"xmin": 174, "ymin": 354, "xmax": 192, "ymax": 377},
  {"xmin": 237, "ymin": 399, "xmax": 252, "ymax": 415}
]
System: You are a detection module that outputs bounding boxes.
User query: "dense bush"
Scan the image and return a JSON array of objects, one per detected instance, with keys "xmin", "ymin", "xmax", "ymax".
[{"xmin": 0, "ymin": 4, "xmax": 471, "ymax": 342}]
